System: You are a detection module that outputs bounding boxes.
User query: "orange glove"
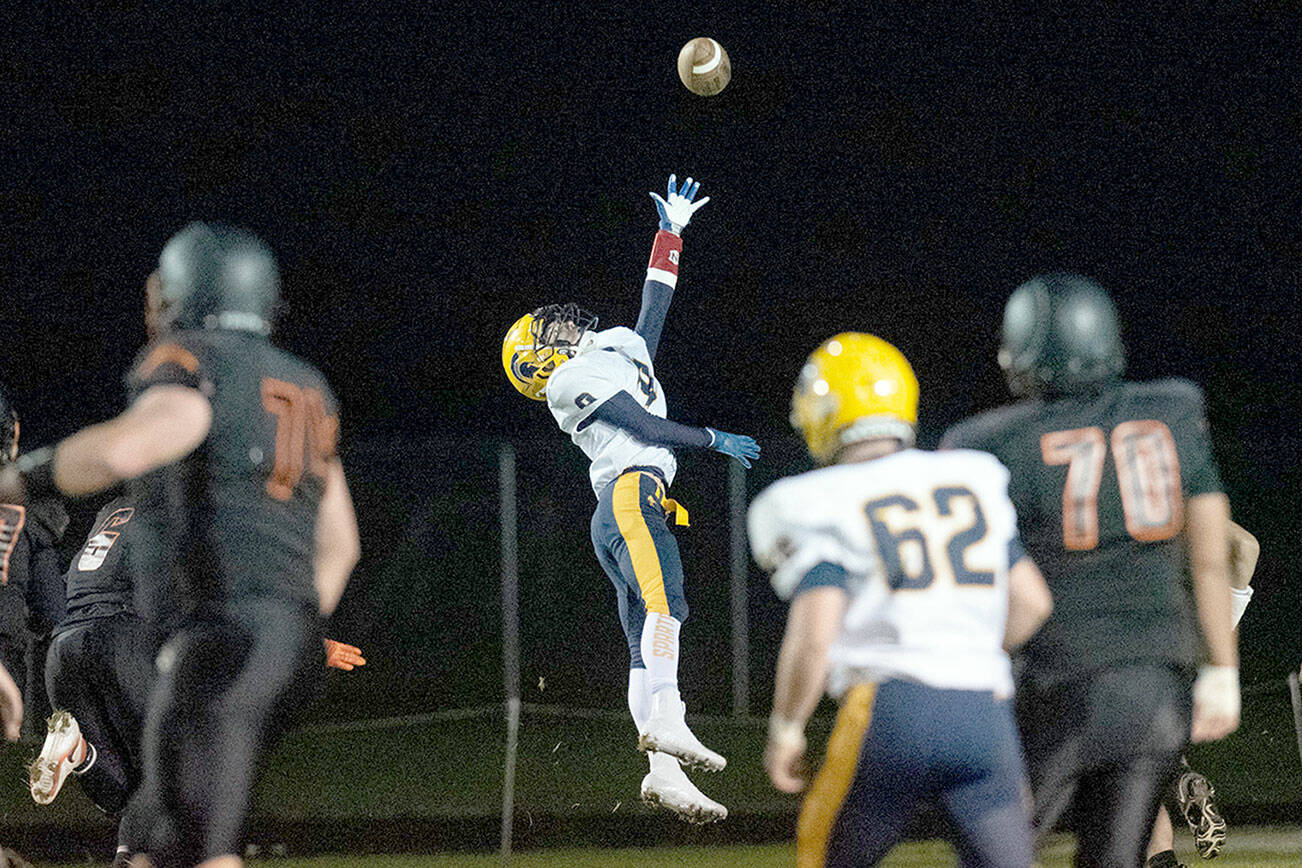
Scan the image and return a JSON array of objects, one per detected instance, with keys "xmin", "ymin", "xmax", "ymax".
[{"xmin": 323, "ymin": 638, "xmax": 366, "ymax": 671}]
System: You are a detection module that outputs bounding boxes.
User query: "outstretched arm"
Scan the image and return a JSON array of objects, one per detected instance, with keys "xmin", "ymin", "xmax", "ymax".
[
  {"xmin": 0, "ymin": 385, "xmax": 212, "ymax": 503},
  {"xmin": 586, "ymin": 392, "xmax": 760, "ymax": 467},
  {"xmin": 635, "ymin": 175, "xmax": 709, "ymax": 360}
]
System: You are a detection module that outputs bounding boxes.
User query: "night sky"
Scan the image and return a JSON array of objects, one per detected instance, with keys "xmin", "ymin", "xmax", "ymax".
[{"xmin": 1, "ymin": 5, "xmax": 1298, "ymax": 713}]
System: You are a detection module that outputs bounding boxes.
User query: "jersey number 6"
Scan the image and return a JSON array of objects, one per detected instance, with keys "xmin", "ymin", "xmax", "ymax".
[{"xmin": 261, "ymin": 378, "xmax": 339, "ymax": 501}]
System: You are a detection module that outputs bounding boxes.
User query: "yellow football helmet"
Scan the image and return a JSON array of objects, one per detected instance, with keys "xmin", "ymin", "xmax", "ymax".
[
  {"xmin": 790, "ymin": 332, "xmax": 919, "ymax": 464},
  {"xmin": 501, "ymin": 303, "xmax": 598, "ymax": 400}
]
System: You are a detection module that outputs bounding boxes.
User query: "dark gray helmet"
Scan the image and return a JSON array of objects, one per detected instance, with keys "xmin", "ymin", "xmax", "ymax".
[
  {"xmin": 157, "ymin": 222, "xmax": 279, "ymax": 335},
  {"xmin": 998, "ymin": 273, "xmax": 1125, "ymax": 398}
]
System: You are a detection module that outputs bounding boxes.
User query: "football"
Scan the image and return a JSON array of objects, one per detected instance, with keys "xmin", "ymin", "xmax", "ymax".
[{"xmin": 677, "ymin": 37, "xmax": 731, "ymax": 96}]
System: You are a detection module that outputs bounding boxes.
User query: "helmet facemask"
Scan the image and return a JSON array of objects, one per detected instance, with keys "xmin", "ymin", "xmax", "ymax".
[{"xmin": 529, "ymin": 303, "xmax": 598, "ymax": 367}]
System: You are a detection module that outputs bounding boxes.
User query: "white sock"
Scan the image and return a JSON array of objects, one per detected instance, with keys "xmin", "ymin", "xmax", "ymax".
[
  {"xmin": 640, "ymin": 612, "xmax": 682, "ymax": 698},
  {"xmin": 75, "ymin": 741, "xmax": 97, "ymax": 775},
  {"xmin": 627, "ymin": 667, "xmax": 651, "ymax": 734},
  {"xmin": 648, "ymin": 750, "xmax": 682, "ymax": 777}
]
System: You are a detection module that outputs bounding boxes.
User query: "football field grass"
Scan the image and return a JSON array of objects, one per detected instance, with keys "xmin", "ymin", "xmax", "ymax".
[{"xmin": 47, "ymin": 828, "xmax": 1302, "ymax": 867}]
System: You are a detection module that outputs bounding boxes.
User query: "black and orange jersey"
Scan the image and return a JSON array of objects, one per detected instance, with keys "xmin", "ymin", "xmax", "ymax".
[
  {"xmin": 126, "ymin": 330, "xmax": 338, "ymax": 621},
  {"xmin": 941, "ymin": 378, "xmax": 1222, "ymax": 686},
  {"xmin": 58, "ymin": 494, "xmax": 137, "ymax": 630},
  {"xmin": 0, "ymin": 497, "xmax": 68, "ymax": 690}
]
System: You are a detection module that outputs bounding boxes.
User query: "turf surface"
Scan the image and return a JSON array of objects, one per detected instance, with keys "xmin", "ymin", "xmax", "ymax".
[{"xmin": 42, "ymin": 828, "xmax": 1302, "ymax": 867}]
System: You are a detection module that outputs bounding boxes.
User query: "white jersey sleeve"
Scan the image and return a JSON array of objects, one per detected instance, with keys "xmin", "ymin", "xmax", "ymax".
[{"xmin": 748, "ymin": 479, "xmax": 875, "ymax": 601}]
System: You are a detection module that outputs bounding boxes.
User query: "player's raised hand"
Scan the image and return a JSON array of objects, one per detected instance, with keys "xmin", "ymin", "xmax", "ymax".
[
  {"xmin": 649, "ymin": 174, "xmax": 710, "ymax": 235},
  {"xmin": 0, "ymin": 661, "xmax": 22, "ymax": 742},
  {"xmin": 1191, "ymin": 664, "xmax": 1240, "ymax": 743},
  {"xmin": 324, "ymin": 638, "xmax": 366, "ymax": 671},
  {"xmin": 706, "ymin": 428, "xmax": 760, "ymax": 469}
]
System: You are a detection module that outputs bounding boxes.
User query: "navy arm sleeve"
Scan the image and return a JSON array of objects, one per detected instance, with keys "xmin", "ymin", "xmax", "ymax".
[
  {"xmin": 584, "ymin": 391, "xmax": 713, "ymax": 449},
  {"xmin": 634, "ymin": 277, "xmax": 674, "ymax": 361}
]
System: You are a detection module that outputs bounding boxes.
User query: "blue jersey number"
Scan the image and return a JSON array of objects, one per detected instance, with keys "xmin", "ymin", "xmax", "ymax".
[
  {"xmin": 631, "ymin": 359, "xmax": 657, "ymax": 407},
  {"xmin": 864, "ymin": 486, "xmax": 995, "ymax": 591}
]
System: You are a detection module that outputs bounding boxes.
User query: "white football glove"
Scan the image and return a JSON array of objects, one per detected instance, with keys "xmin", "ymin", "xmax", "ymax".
[
  {"xmin": 649, "ymin": 174, "xmax": 710, "ymax": 235},
  {"xmin": 1191, "ymin": 664, "xmax": 1240, "ymax": 743}
]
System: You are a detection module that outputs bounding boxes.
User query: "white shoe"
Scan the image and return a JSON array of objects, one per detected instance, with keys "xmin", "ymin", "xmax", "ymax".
[
  {"xmin": 638, "ymin": 691, "xmax": 726, "ymax": 772},
  {"xmin": 29, "ymin": 709, "xmax": 91, "ymax": 805},
  {"xmin": 641, "ymin": 756, "xmax": 727, "ymax": 824}
]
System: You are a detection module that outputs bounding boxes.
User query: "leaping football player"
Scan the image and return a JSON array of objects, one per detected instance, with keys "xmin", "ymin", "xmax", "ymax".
[
  {"xmin": 750, "ymin": 333, "xmax": 1053, "ymax": 867},
  {"xmin": 502, "ymin": 175, "xmax": 759, "ymax": 824}
]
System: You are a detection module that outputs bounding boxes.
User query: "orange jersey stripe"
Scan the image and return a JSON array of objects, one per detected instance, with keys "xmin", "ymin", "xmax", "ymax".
[{"xmin": 137, "ymin": 343, "xmax": 201, "ymax": 379}]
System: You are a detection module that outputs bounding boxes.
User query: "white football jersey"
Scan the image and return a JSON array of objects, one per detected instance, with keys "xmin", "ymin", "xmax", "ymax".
[
  {"xmin": 546, "ymin": 327, "xmax": 677, "ymax": 497},
  {"xmin": 749, "ymin": 448, "xmax": 1022, "ymax": 698}
]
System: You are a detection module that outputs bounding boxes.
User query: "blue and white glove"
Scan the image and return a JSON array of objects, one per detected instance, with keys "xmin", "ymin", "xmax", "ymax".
[
  {"xmin": 706, "ymin": 428, "xmax": 760, "ymax": 469},
  {"xmin": 650, "ymin": 174, "xmax": 710, "ymax": 235}
]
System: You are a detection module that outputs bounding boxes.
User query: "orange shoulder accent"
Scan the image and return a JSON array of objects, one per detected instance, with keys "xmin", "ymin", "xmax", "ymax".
[{"xmin": 138, "ymin": 343, "xmax": 201, "ymax": 379}]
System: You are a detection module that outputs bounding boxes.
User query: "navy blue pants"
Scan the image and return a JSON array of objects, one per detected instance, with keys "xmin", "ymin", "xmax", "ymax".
[
  {"xmin": 799, "ymin": 680, "xmax": 1033, "ymax": 868},
  {"xmin": 589, "ymin": 469, "xmax": 688, "ymax": 667}
]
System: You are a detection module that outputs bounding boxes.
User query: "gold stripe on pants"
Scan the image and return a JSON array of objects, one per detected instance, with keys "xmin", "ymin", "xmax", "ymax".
[
  {"xmin": 612, "ymin": 472, "xmax": 671, "ymax": 615},
  {"xmin": 796, "ymin": 682, "xmax": 878, "ymax": 868}
]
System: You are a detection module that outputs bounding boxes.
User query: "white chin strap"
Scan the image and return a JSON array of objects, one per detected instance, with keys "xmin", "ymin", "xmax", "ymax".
[{"xmin": 838, "ymin": 417, "xmax": 916, "ymax": 449}]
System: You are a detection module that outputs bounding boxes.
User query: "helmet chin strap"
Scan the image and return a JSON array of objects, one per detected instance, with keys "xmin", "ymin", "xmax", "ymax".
[{"xmin": 574, "ymin": 329, "xmax": 599, "ymax": 355}]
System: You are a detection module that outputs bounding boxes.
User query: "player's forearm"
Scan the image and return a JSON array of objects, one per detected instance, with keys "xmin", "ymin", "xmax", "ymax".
[
  {"xmin": 1227, "ymin": 519, "xmax": 1259, "ymax": 590},
  {"xmin": 1186, "ymin": 493, "xmax": 1237, "ymax": 667},
  {"xmin": 771, "ymin": 630, "xmax": 829, "ymax": 729},
  {"xmin": 635, "ymin": 231, "xmax": 683, "ymax": 360},
  {"xmin": 315, "ymin": 558, "xmax": 355, "ymax": 617},
  {"xmin": 314, "ymin": 531, "xmax": 359, "ymax": 616},
  {"xmin": 589, "ymin": 392, "xmax": 712, "ymax": 449},
  {"xmin": 1003, "ymin": 558, "xmax": 1052, "ymax": 651},
  {"xmin": 634, "ymin": 278, "xmax": 674, "ymax": 361},
  {"xmin": 314, "ymin": 460, "xmax": 360, "ymax": 617},
  {"xmin": 48, "ymin": 423, "xmax": 143, "ymax": 496},
  {"xmin": 771, "ymin": 587, "xmax": 846, "ymax": 727}
]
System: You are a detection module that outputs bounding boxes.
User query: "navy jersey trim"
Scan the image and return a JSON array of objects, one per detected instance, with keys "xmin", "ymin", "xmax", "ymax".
[{"xmin": 794, "ymin": 561, "xmax": 850, "ymax": 597}]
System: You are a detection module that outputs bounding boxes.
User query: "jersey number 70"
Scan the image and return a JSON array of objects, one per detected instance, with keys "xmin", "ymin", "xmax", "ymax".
[
  {"xmin": 1040, "ymin": 421, "xmax": 1181, "ymax": 550},
  {"xmin": 261, "ymin": 378, "xmax": 339, "ymax": 501}
]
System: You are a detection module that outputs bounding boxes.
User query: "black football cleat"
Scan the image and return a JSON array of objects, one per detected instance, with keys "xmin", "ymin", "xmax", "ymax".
[{"xmin": 1177, "ymin": 766, "xmax": 1226, "ymax": 858}]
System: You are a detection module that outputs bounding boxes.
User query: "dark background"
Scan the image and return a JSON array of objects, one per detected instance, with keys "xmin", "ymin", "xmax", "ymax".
[{"xmin": 1, "ymin": 4, "xmax": 1298, "ymax": 721}]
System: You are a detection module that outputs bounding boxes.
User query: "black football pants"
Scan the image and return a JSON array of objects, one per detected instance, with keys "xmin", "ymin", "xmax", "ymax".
[
  {"xmin": 1017, "ymin": 663, "xmax": 1192, "ymax": 868},
  {"xmin": 44, "ymin": 614, "xmax": 162, "ymax": 815},
  {"xmin": 134, "ymin": 597, "xmax": 322, "ymax": 867}
]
